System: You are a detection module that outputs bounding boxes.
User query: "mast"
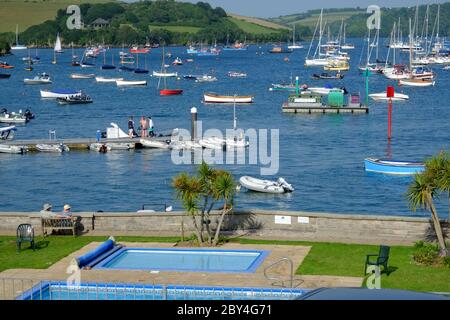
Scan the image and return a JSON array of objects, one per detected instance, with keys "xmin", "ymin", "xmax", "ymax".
[
  {"xmin": 15, "ymin": 24, "xmax": 19, "ymax": 45},
  {"xmin": 306, "ymin": 9, "xmax": 321, "ymax": 59},
  {"xmin": 409, "ymin": 18, "xmax": 413, "ymax": 72}
]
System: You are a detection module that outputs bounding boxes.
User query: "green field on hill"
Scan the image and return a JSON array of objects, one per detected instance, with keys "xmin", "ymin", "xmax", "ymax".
[
  {"xmin": 148, "ymin": 25, "xmax": 202, "ymax": 34},
  {"xmin": 272, "ymin": 10, "xmax": 364, "ymax": 29},
  {"xmin": 0, "ymin": 0, "xmax": 112, "ymax": 33},
  {"xmin": 227, "ymin": 17, "xmax": 281, "ymax": 35}
]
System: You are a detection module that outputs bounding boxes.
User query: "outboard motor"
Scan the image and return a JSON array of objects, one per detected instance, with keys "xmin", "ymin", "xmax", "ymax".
[
  {"xmin": 277, "ymin": 177, "xmax": 294, "ymax": 192},
  {"xmin": 24, "ymin": 109, "xmax": 34, "ymax": 120}
]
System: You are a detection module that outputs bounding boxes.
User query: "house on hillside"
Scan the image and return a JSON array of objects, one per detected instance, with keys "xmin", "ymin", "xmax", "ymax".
[{"xmin": 90, "ymin": 18, "xmax": 110, "ymax": 29}]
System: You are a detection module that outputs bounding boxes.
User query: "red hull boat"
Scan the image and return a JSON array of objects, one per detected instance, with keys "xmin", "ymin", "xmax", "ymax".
[
  {"xmin": 130, "ymin": 47, "xmax": 150, "ymax": 54},
  {"xmin": 160, "ymin": 89, "xmax": 183, "ymax": 96}
]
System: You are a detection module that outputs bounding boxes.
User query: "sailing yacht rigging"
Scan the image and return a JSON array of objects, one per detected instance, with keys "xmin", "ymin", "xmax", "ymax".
[{"xmin": 11, "ymin": 24, "xmax": 27, "ymax": 50}]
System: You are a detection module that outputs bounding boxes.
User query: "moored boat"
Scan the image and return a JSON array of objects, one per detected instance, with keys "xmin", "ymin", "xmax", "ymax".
[
  {"xmin": 70, "ymin": 73, "xmax": 95, "ymax": 79},
  {"xmin": 140, "ymin": 138, "xmax": 171, "ymax": 149},
  {"xmin": 40, "ymin": 89, "xmax": 82, "ymax": 99},
  {"xmin": 369, "ymin": 92, "xmax": 409, "ymax": 101},
  {"xmin": 239, "ymin": 176, "xmax": 294, "ymax": 194},
  {"xmin": 116, "ymin": 80, "xmax": 147, "ymax": 86},
  {"xmin": 0, "ymin": 73, "xmax": 11, "ymax": 79},
  {"xmin": 89, "ymin": 143, "xmax": 112, "ymax": 152},
  {"xmin": 36, "ymin": 143, "xmax": 69, "ymax": 153},
  {"xmin": 95, "ymin": 76, "xmax": 124, "ymax": 83},
  {"xmin": 160, "ymin": 89, "xmax": 183, "ymax": 96},
  {"xmin": 0, "ymin": 109, "xmax": 34, "ymax": 124},
  {"xmin": 24, "ymin": 73, "xmax": 52, "ymax": 85},
  {"xmin": 0, "ymin": 61, "xmax": 14, "ymax": 69},
  {"xmin": 57, "ymin": 94, "xmax": 93, "ymax": 104},
  {"xmin": 152, "ymin": 71, "xmax": 178, "ymax": 77},
  {"xmin": 364, "ymin": 158, "xmax": 425, "ymax": 175},
  {"xmin": 0, "ymin": 144, "xmax": 28, "ymax": 154},
  {"xmin": 203, "ymin": 92, "xmax": 253, "ymax": 104},
  {"xmin": 398, "ymin": 78, "xmax": 435, "ymax": 87}
]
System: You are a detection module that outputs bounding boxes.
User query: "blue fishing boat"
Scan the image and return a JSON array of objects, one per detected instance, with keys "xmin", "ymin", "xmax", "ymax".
[{"xmin": 364, "ymin": 158, "xmax": 425, "ymax": 175}]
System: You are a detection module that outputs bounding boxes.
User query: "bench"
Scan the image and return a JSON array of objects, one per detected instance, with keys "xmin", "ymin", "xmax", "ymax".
[{"xmin": 41, "ymin": 217, "xmax": 79, "ymax": 237}]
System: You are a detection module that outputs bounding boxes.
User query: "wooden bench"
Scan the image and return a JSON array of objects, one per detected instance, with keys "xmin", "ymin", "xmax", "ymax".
[{"xmin": 41, "ymin": 217, "xmax": 79, "ymax": 237}]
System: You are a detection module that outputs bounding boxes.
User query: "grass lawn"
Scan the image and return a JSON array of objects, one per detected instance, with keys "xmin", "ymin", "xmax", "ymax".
[
  {"xmin": 148, "ymin": 25, "xmax": 201, "ymax": 34},
  {"xmin": 0, "ymin": 236, "xmax": 448, "ymax": 293},
  {"xmin": 227, "ymin": 17, "xmax": 282, "ymax": 35},
  {"xmin": 0, "ymin": 0, "xmax": 112, "ymax": 33}
]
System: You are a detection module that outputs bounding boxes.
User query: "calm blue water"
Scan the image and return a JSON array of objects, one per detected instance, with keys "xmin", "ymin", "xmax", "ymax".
[
  {"xmin": 0, "ymin": 40, "xmax": 449, "ymax": 217},
  {"xmin": 98, "ymin": 248, "xmax": 266, "ymax": 272},
  {"xmin": 21, "ymin": 283, "xmax": 306, "ymax": 300}
]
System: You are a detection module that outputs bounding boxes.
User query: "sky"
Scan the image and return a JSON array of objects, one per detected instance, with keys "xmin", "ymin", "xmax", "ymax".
[{"xmin": 178, "ymin": 0, "xmax": 448, "ymax": 18}]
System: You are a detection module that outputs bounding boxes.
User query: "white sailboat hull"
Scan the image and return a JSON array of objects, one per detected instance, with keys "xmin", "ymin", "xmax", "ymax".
[
  {"xmin": 369, "ymin": 92, "xmax": 409, "ymax": 101},
  {"xmin": 152, "ymin": 71, "xmax": 178, "ymax": 77},
  {"xmin": 116, "ymin": 80, "xmax": 147, "ymax": 86}
]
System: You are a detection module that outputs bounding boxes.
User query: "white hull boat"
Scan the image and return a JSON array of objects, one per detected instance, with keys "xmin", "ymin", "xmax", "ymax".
[
  {"xmin": 70, "ymin": 73, "xmax": 95, "ymax": 79},
  {"xmin": 305, "ymin": 58, "xmax": 329, "ymax": 66},
  {"xmin": 369, "ymin": 92, "xmax": 409, "ymax": 101},
  {"xmin": 89, "ymin": 143, "xmax": 112, "ymax": 152},
  {"xmin": 199, "ymin": 138, "xmax": 225, "ymax": 150},
  {"xmin": 40, "ymin": 90, "xmax": 82, "ymax": 99},
  {"xmin": 95, "ymin": 77, "xmax": 124, "ymax": 83},
  {"xmin": 24, "ymin": 73, "xmax": 52, "ymax": 85},
  {"xmin": 203, "ymin": 92, "xmax": 253, "ymax": 104},
  {"xmin": 140, "ymin": 138, "xmax": 171, "ymax": 149},
  {"xmin": 195, "ymin": 75, "xmax": 218, "ymax": 82},
  {"xmin": 308, "ymin": 87, "xmax": 344, "ymax": 95},
  {"xmin": 0, "ymin": 144, "xmax": 28, "ymax": 154},
  {"xmin": 0, "ymin": 113, "xmax": 28, "ymax": 124},
  {"xmin": 239, "ymin": 176, "xmax": 294, "ymax": 194},
  {"xmin": 36, "ymin": 143, "xmax": 69, "ymax": 152},
  {"xmin": 399, "ymin": 78, "xmax": 435, "ymax": 87},
  {"xmin": 109, "ymin": 143, "xmax": 135, "ymax": 150},
  {"xmin": 152, "ymin": 71, "xmax": 178, "ymax": 77},
  {"xmin": 116, "ymin": 80, "xmax": 147, "ymax": 86}
]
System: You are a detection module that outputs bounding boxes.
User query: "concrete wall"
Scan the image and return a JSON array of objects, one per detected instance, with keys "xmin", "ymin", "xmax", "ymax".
[{"xmin": 0, "ymin": 210, "xmax": 448, "ymax": 245}]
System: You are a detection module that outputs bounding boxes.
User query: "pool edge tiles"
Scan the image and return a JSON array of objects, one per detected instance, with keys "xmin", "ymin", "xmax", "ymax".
[
  {"xmin": 17, "ymin": 282, "xmax": 308, "ymax": 300},
  {"xmin": 93, "ymin": 247, "xmax": 271, "ymax": 273}
]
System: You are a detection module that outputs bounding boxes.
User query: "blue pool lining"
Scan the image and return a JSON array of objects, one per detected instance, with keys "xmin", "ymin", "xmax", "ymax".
[
  {"xmin": 17, "ymin": 281, "xmax": 308, "ymax": 300},
  {"xmin": 94, "ymin": 247, "xmax": 270, "ymax": 273}
]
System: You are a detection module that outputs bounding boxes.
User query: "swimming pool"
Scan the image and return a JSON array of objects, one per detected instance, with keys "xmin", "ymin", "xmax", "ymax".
[
  {"xmin": 94, "ymin": 248, "xmax": 269, "ymax": 273},
  {"xmin": 17, "ymin": 282, "xmax": 307, "ymax": 300}
]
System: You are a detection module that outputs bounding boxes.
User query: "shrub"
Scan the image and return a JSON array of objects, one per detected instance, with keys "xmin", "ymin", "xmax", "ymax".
[{"xmin": 412, "ymin": 241, "xmax": 448, "ymax": 266}]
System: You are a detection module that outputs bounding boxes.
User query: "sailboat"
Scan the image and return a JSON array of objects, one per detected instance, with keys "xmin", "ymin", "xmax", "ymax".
[
  {"xmin": 54, "ymin": 34, "xmax": 63, "ymax": 53},
  {"xmin": 101, "ymin": 49, "xmax": 115, "ymax": 70},
  {"xmin": 11, "ymin": 24, "xmax": 27, "ymax": 50},
  {"xmin": 288, "ymin": 24, "xmax": 303, "ymax": 50},
  {"xmin": 158, "ymin": 47, "xmax": 182, "ymax": 96},
  {"xmin": 341, "ymin": 23, "xmax": 354, "ymax": 49},
  {"xmin": 71, "ymin": 42, "xmax": 80, "ymax": 66},
  {"xmin": 133, "ymin": 53, "xmax": 149, "ymax": 74},
  {"xmin": 305, "ymin": 9, "xmax": 329, "ymax": 66}
]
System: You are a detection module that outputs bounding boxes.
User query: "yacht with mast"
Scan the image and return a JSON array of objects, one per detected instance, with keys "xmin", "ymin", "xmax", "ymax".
[{"xmin": 11, "ymin": 24, "xmax": 27, "ymax": 50}]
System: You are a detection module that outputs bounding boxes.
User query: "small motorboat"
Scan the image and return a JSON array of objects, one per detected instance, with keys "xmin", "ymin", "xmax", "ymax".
[
  {"xmin": 160, "ymin": 89, "xmax": 183, "ymax": 96},
  {"xmin": 0, "ymin": 108, "xmax": 34, "ymax": 124},
  {"xmin": 130, "ymin": 46, "xmax": 150, "ymax": 54},
  {"xmin": 228, "ymin": 71, "xmax": 247, "ymax": 78},
  {"xmin": 172, "ymin": 57, "xmax": 183, "ymax": 65},
  {"xmin": 311, "ymin": 72, "xmax": 344, "ymax": 80},
  {"xmin": 0, "ymin": 125, "xmax": 17, "ymax": 140},
  {"xmin": 195, "ymin": 75, "xmax": 218, "ymax": 82},
  {"xmin": 140, "ymin": 138, "xmax": 171, "ymax": 149},
  {"xmin": 308, "ymin": 86, "xmax": 347, "ymax": 96},
  {"xmin": 0, "ymin": 61, "xmax": 14, "ymax": 69},
  {"xmin": 268, "ymin": 47, "xmax": 293, "ymax": 54},
  {"xmin": 89, "ymin": 143, "xmax": 112, "ymax": 153},
  {"xmin": 0, "ymin": 144, "xmax": 28, "ymax": 154},
  {"xmin": 80, "ymin": 62, "xmax": 95, "ymax": 68},
  {"xmin": 36, "ymin": 143, "xmax": 70, "ymax": 153},
  {"xmin": 116, "ymin": 80, "xmax": 147, "ymax": 86},
  {"xmin": 183, "ymin": 74, "xmax": 200, "ymax": 80},
  {"xmin": 41, "ymin": 89, "xmax": 82, "ymax": 99},
  {"xmin": 0, "ymin": 73, "xmax": 11, "ymax": 79},
  {"xmin": 369, "ymin": 92, "xmax": 409, "ymax": 102},
  {"xmin": 70, "ymin": 73, "xmax": 95, "ymax": 79},
  {"xmin": 198, "ymin": 138, "xmax": 226, "ymax": 150},
  {"xmin": 24, "ymin": 73, "xmax": 52, "ymax": 85},
  {"xmin": 203, "ymin": 92, "xmax": 253, "ymax": 104},
  {"xmin": 57, "ymin": 94, "xmax": 93, "ymax": 105},
  {"xmin": 101, "ymin": 64, "xmax": 116, "ymax": 70},
  {"xmin": 239, "ymin": 176, "xmax": 294, "ymax": 194},
  {"xmin": 110, "ymin": 143, "xmax": 135, "ymax": 150},
  {"xmin": 364, "ymin": 158, "xmax": 425, "ymax": 175},
  {"xmin": 95, "ymin": 76, "xmax": 124, "ymax": 83}
]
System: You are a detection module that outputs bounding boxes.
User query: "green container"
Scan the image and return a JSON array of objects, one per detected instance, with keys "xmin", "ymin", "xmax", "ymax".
[{"xmin": 328, "ymin": 90, "xmax": 344, "ymax": 107}]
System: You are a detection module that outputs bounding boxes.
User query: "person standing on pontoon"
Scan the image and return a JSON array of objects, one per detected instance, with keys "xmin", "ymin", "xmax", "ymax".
[
  {"xmin": 128, "ymin": 116, "xmax": 136, "ymax": 138},
  {"xmin": 140, "ymin": 116, "xmax": 148, "ymax": 138},
  {"xmin": 148, "ymin": 116, "xmax": 154, "ymax": 137}
]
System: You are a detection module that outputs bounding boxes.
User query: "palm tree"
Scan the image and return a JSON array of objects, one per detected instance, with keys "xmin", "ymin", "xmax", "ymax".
[
  {"xmin": 407, "ymin": 151, "xmax": 449, "ymax": 256},
  {"xmin": 172, "ymin": 162, "xmax": 236, "ymax": 246}
]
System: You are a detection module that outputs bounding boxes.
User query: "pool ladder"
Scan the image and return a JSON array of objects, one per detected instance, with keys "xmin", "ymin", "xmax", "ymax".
[{"xmin": 263, "ymin": 257, "xmax": 298, "ymax": 288}]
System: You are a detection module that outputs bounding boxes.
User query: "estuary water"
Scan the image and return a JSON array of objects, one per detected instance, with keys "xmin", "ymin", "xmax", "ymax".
[{"xmin": 0, "ymin": 40, "xmax": 449, "ymax": 217}]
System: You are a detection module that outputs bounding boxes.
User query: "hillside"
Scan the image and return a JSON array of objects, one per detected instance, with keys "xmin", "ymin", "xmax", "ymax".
[
  {"xmin": 0, "ymin": 1, "xmax": 287, "ymax": 47},
  {"xmin": 269, "ymin": 4, "xmax": 450, "ymax": 38},
  {"xmin": 228, "ymin": 13, "xmax": 289, "ymax": 31},
  {"xmin": 0, "ymin": 0, "xmax": 112, "ymax": 33}
]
